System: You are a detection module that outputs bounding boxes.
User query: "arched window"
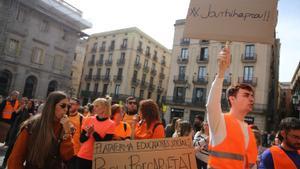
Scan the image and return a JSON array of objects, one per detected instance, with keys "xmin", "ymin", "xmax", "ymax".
[
  {"xmin": 23, "ymin": 76, "xmax": 37, "ymax": 99},
  {"xmin": 0, "ymin": 70, "xmax": 12, "ymax": 96},
  {"xmin": 47, "ymin": 80, "xmax": 58, "ymax": 96}
]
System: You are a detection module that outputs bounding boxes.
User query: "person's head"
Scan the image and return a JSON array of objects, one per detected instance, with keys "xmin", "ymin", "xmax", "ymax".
[
  {"xmin": 201, "ymin": 121, "xmax": 209, "ymax": 135},
  {"xmin": 227, "ymin": 83, "xmax": 254, "ymax": 114},
  {"xmin": 69, "ymin": 97, "xmax": 80, "ymax": 115},
  {"xmin": 126, "ymin": 96, "xmax": 137, "ymax": 114},
  {"xmin": 194, "ymin": 115, "xmax": 203, "ymax": 124},
  {"xmin": 92, "ymin": 96, "xmax": 112, "ymax": 117},
  {"xmin": 24, "ymin": 91, "xmax": 69, "ymax": 168},
  {"xmin": 170, "ymin": 117, "xmax": 179, "ymax": 128},
  {"xmin": 27, "ymin": 99, "xmax": 35, "ymax": 110},
  {"xmin": 273, "ymin": 131, "xmax": 283, "ymax": 146},
  {"xmin": 175, "ymin": 118, "xmax": 182, "ymax": 132},
  {"xmin": 178, "ymin": 121, "xmax": 192, "ymax": 137},
  {"xmin": 279, "ymin": 117, "xmax": 300, "ymax": 150},
  {"xmin": 111, "ymin": 104, "xmax": 124, "ymax": 124},
  {"xmin": 10, "ymin": 90, "xmax": 20, "ymax": 100},
  {"xmin": 250, "ymin": 125, "xmax": 261, "ymax": 147},
  {"xmin": 139, "ymin": 99, "xmax": 160, "ymax": 128},
  {"xmin": 20, "ymin": 97, "xmax": 29, "ymax": 105}
]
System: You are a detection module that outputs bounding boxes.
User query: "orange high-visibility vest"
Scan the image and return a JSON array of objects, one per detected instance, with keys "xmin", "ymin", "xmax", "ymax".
[
  {"xmin": 2, "ymin": 100, "xmax": 19, "ymax": 120},
  {"xmin": 270, "ymin": 146, "xmax": 299, "ymax": 169},
  {"xmin": 208, "ymin": 114, "xmax": 258, "ymax": 169}
]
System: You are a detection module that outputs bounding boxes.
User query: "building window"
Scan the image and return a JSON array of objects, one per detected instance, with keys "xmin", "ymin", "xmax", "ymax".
[
  {"xmin": 115, "ymin": 84, "xmax": 120, "ymax": 95},
  {"xmin": 16, "ymin": 7, "xmax": 25, "ymax": 22},
  {"xmin": 101, "ymin": 41, "xmax": 106, "ymax": 48},
  {"xmin": 103, "ymin": 84, "xmax": 108, "ymax": 95},
  {"xmin": 179, "ymin": 66, "xmax": 186, "ymax": 79},
  {"xmin": 40, "ymin": 20, "xmax": 49, "ymax": 32},
  {"xmin": 154, "ymin": 50, "xmax": 157, "ymax": 57},
  {"xmin": 180, "ymin": 48, "xmax": 189, "ymax": 59},
  {"xmin": 105, "ymin": 68, "xmax": 110, "ymax": 77},
  {"xmin": 70, "ymin": 71, "xmax": 73, "ymax": 77},
  {"xmin": 138, "ymin": 41, "xmax": 143, "ymax": 49},
  {"xmin": 117, "ymin": 68, "xmax": 123, "ymax": 77},
  {"xmin": 198, "ymin": 66, "xmax": 207, "ymax": 79},
  {"xmin": 99, "ymin": 54, "xmax": 104, "ymax": 61},
  {"xmin": 131, "ymin": 87, "xmax": 135, "ymax": 96},
  {"xmin": 120, "ymin": 52, "xmax": 125, "ymax": 60},
  {"xmin": 86, "ymin": 83, "xmax": 90, "ymax": 91},
  {"xmin": 88, "ymin": 68, "xmax": 93, "ymax": 76},
  {"xmin": 133, "ymin": 70, "xmax": 138, "ymax": 80},
  {"xmin": 147, "ymin": 92, "xmax": 152, "ymax": 99},
  {"xmin": 94, "ymin": 83, "xmax": 99, "ymax": 92},
  {"xmin": 135, "ymin": 55, "xmax": 140, "ymax": 64},
  {"xmin": 142, "ymin": 74, "xmax": 146, "ymax": 83},
  {"xmin": 53, "ymin": 55, "xmax": 64, "ymax": 70},
  {"xmin": 193, "ymin": 88, "xmax": 206, "ymax": 102},
  {"xmin": 244, "ymin": 66, "xmax": 254, "ymax": 81},
  {"xmin": 146, "ymin": 46, "xmax": 150, "ymax": 55},
  {"xmin": 7, "ymin": 39, "xmax": 19, "ymax": 55},
  {"xmin": 122, "ymin": 39, "xmax": 128, "ymax": 48},
  {"xmin": 73, "ymin": 53, "xmax": 77, "ymax": 61},
  {"xmin": 175, "ymin": 87, "xmax": 185, "ymax": 101},
  {"xmin": 245, "ymin": 44, "xmax": 255, "ymax": 58},
  {"xmin": 200, "ymin": 47, "xmax": 208, "ymax": 60},
  {"xmin": 96, "ymin": 68, "xmax": 101, "ymax": 76},
  {"xmin": 110, "ymin": 40, "xmax": 115, "ymax": 50},
  {"xmin": 108, "ymin": 53, "xmax": 113, "ymax": 61},
  {"xmin": 62, "ymin": 29, "xmax": 68, "ymax": 41},
  {"xmin": 140, "ymin": 90, "xmax": 144, "ymax": 98},
  {"xmin": 31, "ymin": 47, "xmax": 44, "ymax": 64},
  {"xmin": 144, "ymin": 60, "xmax": 148, "ymax": 67}
]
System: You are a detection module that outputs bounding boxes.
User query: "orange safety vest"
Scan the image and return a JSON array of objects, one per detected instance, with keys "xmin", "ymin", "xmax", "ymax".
[
  {"xmin": 208, "ymin": 114, "xmax": 258, "ymax": 169},
  {"xmin": 2, "ymin": 100, "xmax": 19, "ymax": 120},
  {"xmin": 270, "ymin": 146, "xmax": 299, "ymax": 169}
]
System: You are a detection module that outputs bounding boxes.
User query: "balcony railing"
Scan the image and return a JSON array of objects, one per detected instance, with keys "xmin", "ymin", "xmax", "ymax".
[
  {"xmin": 93, "ymin": 75, "xmax": 101, "ymax": 81},
  {"xmin": 105, "ymin": 60, "xmax": 113, "ymax": 66},
  {"xmin": 96, "ymin": 59, "xmax": 103, "ymax": 66},
  {"xmin": 238, "ymin": 77, "xmax": 257, "ymax": 87},
  {"xmin": 172, "ymin": 97, "xmax": 185, "ymax": 103},
  {"xmin": 91, "ymin": 47, "xmax": 97, "ymax": 53},
  {"xmin": 241, "ymin": 53, "xmax": 257, "ymax": 63},
  {"xmin": 148, "ymin": 84, "xmax": 156, "ymax": 91},
  {"xmin": 191, "ymin": 99, "xmax": 206, "ymax": 108},
  {"xmin": 109, "ymin": 45, "xmax": 115, "ymax": 51},
  {"xmin": 140, "ymin": 81, "xmax": 149, "ymax": 89},
  {"xmin": 113, "ymin": 75, "xmax": 122, "ymax": 82},
  {"xmin": 134, "ymin": 62, "xmax": 141, "ymax": 70},
  {"xmin": 120, "ymin": 45, "xmax": 127, "ymax": 50},
  {"xmin": 150, "ymin": 69, "xmax": 157, "ymax": 76},
  {"xmin": 177, "ymin": 57, "xmax": 189, "ymax": 64},
  {"xmin": 157, "ymin": 86, "xmax": 164, "ymax": 92},
  {"xmin": 159, "ymin": 73, "xmax": 165, "ymax": 79},
  {"xmin": 88, "ymin": 60, "xmax": 95, "ymax": 66},
  {"xmin": 193, "ymin": 76, "xmax": 208, "ymax": 85},
  {"xmin": 137, "ymin": 47, "xmax": 143, "ymax": 54},
  {"xmin": 199, "ymin": 40, "xmax": 209, "ymax": 45},
  {"xmin": 85, "ymin": 74, "xmax": 92, "ymax": 81},
  {"xmin": 143, "ymin": 66, "xmax": 149, "ymax": 73},
  {"xmin": 131, "ymin": 78, "xmax": 140, "ymax": 87},
  {"xmin": 180, "ymin": 39, "xmax": 190, "ymax": 46},
  {"xmin": 101, "ymin": 75, "xmax": 110, "ymax": 82},
  {"xmin": 99, "ymin": 47, "xmax": 105, "ymax": 52},
  {"xmin": 117, "ymin": 59, "xmax": 125, "ymax": 66},
  {"xmin": 197, "ymin": 56, "xmax": 209, "ymax": 64},
  {"xmin": 173, "ymin": 75, "xmax": 188, "ymax": 84},
  {"xmin": 223, "ymin": 77, "xmax": 231, "ymax": 86}
]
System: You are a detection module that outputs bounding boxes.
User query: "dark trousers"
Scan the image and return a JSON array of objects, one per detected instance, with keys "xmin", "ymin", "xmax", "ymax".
[
  {"xmin": 196, "ymin": 158, "xmax": 207, "ymax": 169},
  {"xmin": 76, "ymin": 157, "xmax": 92, "ymax": 169}
]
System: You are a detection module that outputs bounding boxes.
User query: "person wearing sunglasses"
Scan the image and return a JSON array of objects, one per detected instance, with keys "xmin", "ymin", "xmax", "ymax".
[
  {"xmin": 76, "ymin": 96, "xmax": 115, "ymax": 169},
  {"xmin": 8, "ymin": 91, "xmax": 74, "ymax": 169},
  {"xmin": 259, "ymin": 117, "xmax": 300, "ymax": 169},
  {"xmin": 123, "ymin": 96, "xmax": 138, "ymax": 126}
]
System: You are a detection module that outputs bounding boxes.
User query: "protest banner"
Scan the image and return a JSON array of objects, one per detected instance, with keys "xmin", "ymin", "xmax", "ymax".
[
  {"xmin": 184, "ymin": 0, "xmax": 278, "ymax": 44},
  {"xmin": 93, "ymin": 136, "xmax": 196, "ymax": 169}
]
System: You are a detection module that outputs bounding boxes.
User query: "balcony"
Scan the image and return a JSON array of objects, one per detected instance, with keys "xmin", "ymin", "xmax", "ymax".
[
  {"xmin": 173, "ymin": 75, "xmax": 188, "ymax": 84},
  {"xmin": 91, "ymin": 47, "xmax": 97, "ymax": 53},
  {"xmin": 238, "ymin": 77, "xmax": 257, "ymax": 87},
  {"xmin": 81, "ymin": 90, "xmax": 91, "ymax": 97},
  {"xmin": 143, "ymin": 66, "xmax": 149, "ymax": 73},
  {"xmin": 99, "ymin": 47, "xmax": 105, "ymax": 52},
  {"xmin": 131, "ymin": 78, "xmax": 140, "ymax": 87},
  {"xmin": 117, "ymin": 59, "xmax": 125, "ymax": 66},
  {"xmin": 157, "ymin": 86, "xmax": 164, "ymax": 92},
  {"xmin": 193, "ymin": 76, "xmax": 208, "ymax": 85},
  {"xmin": 177, "ymin": 57, "xmax": 189, "ymax": 64},
  {"xmin": 113, "ymin": 75, "xmax": 122, "ymax": 82},
  {"xmin": 85, "ymin": 74, "xmax": 92, "ymax": 81},
  {"xmin": 105, "ymin": 60, "xmax": 113, "ymax": 66},
  {"xmin": 109, "ymin": 45, "xmax": 115, "ymax": 51},
  {"xmin": 134, "ymin": 62, "xmax": 141, "ymax": 70},
  {"xmin": 180, "ymin": 39, "xmax": 190, "ymax": 46},
  {"xmin": 148, "ymin": 84, "xmax": 156, "ymax": 91},
  {"xmin": 223, "ymin": 77, "xmax": 231, "ymax": 86},
  {"xmin": 153, "ymin": 55, "xmax": 158, "ymax": 61},
  {"xmin": 161, "ymin": 60, "xmax": 166, "ymax": 66},
  {"xmin": 140, "ymin": 81, "xmax": 149, "ymax": 89},
  {"xmin": 88, "ymin": 60, "xmax": 95, "ymax": 66},
  {"xmin": 101, "ymin": 75, "xmax": 110, "ymax": 82},
  {"xmin": 197, "ymin": 56, "xmax": 209, "ymax": 64},
  {"xmin": 159, "ymin": 73, "xmax": 165, "ymax": 79},
  {"xmin": 150, "ymin": 69, "xmax": 157, "ymax": 76},
  {"xmin": 191, "ymin": 99, "xmax": 206, "ymax": 108},
  {"xmin": 199, "ymin": 40, "xmax": 209, "ymax": 45},
  {"xmin": 93, "ymin": 75, "xmax": 101, "ymax": 81},
  {"xmin": 96, "ymin": 59, "xmax": 104, "ymax": 66},
  {"xmin": 241, "ymin": 53, "xmax": 257, "ymax": 63},
  {"xmin": 173, "ymin": 97, "xmax": 185, "ymax": 103},
  {"xmin": 137, "ymin": 47, "xmax": 143, "ymax": 54},
  {"xmin": 145, "ymin": 52, "xmax": 151, "ymax": 58},
  {"xmin": 120, "ymin": 45, "xmax": 127, "ymax": 50}
]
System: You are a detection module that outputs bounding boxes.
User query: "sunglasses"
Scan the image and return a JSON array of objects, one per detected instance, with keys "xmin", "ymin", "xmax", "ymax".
[
  {"xmin": 59, "ymin": 103, "xmax": 70, "ymax": 109},
  {"xmin": 128, "ymin": 102, "xmax": 137, "ymax": 105}
]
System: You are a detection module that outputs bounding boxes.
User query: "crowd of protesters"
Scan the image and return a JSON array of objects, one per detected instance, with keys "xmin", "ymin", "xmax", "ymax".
[{"xmin": 0, "ymin": 46, "xmax": 299, "ymax": 169}]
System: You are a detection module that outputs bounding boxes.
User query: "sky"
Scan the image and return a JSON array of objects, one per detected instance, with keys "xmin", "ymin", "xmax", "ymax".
[{"xmin": 67, "ymin": 0, "xmax": 300, "ymax": 82}]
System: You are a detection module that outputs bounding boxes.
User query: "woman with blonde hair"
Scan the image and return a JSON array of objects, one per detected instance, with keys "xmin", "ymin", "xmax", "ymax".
[
  {"xmin": 8, "ymin": 91, "xmax": 74, "ymax": 169},
  {"xmin": 76, "ymin": 96, "xmax": 115, "ymax": 169}
]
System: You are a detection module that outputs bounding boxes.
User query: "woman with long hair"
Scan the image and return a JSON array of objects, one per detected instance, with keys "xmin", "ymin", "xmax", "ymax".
[
  {"xmin": 133, "ymin": 99, "xmax": 165, "ymax": 139},
  {"xmin": 76, "ymin": 96, "xmax": 115, "ymax": 169},
  {"xmin": 111, "ymin": 104, "xmax": 131, "ymax": 140},
  {"xmin": 8, "ymin": 91, "xmax": 74, "ymax": 169}
]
